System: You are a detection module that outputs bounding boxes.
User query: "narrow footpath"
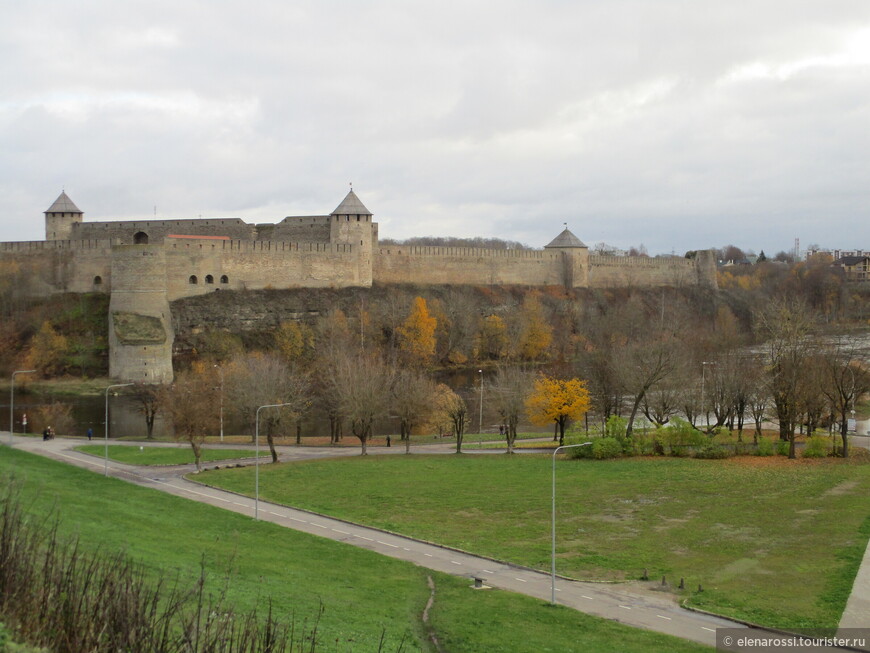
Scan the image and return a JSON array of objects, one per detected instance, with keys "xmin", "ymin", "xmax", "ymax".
[{"xmin": 6, "ymin": 435, "xmax": 867, "ymax": 651}]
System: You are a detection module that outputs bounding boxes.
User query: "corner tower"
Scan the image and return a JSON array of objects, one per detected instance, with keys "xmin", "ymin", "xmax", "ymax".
[
  {"xmin": 329, "ymin": 189, "xmax": 375, "ymax": 286},
  {"xmin": 544, "ymin": 228, "xmax": 589, "ymax": 289},
  {"xmin": 45, "ymin": 191, "xmax": 83, "ymax": 241}
]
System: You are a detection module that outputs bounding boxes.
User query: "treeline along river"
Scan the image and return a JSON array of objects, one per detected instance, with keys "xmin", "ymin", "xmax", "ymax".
[{"xmin": 5, "ymin": 330, "xmax": 870, "ymax": 441}]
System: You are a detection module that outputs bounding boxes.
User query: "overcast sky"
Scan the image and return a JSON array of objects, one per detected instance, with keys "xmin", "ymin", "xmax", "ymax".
[{"xmin": 2, "ymin": 1, "xmax": 868, "ymax": 255}]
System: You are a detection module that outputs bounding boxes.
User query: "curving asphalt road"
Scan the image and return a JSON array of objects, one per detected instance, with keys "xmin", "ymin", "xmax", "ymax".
[{"xmin": 6, "ymin": 434, "xmax": 865, "ymax": 651}]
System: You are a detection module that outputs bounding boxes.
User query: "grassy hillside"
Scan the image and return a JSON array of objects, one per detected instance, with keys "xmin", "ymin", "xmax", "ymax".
[{"xmin": 0, "ymin": 449, "xmax": 708, "ymax": 652}]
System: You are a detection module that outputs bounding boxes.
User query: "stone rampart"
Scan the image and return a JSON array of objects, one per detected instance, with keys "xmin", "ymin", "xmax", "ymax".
[
  {"xmin": 268, "ymin": 215, "xmax": 332, "ymax": 242},
  {"xmin": 372, "ymin": 246, "xmax": 566, "ymax": 287},
  {"xmin": 73, "ymin": 218, "xmax": 253, "ymax": 244},
  {"xmin": 0, "ymin": 238, "xmax": 116, "ymax": 252},
  {"xmin": 158, "ymin": 238, "xmax": 364, "ymax": 300},
  {"xmin": 588, "ymin": 255, "xmax": 698, "ymax": 288},
  {"xmin": 0, "ymin": 240, "xmax": 115, "ymax": 294}
]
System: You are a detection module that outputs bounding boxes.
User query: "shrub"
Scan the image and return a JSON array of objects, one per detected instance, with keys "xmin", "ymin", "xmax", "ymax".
[
  {"xmin": 625, "ymin": 432, "xmax": 655, "ymax": 456},
  {"xmin": 592, "ymin": 437, "xmax": 623, "ymax": 460},
  {"xmin": 569, "ymin": 442, "xmax": 594, "ymax": 459},
  {"xmin": 776, "ymin": 440, "xmax": 790, "ymax": 456},
  {"xmin": 654, "ymin": 418, "xmax": 707, "ymax": 456},
  {"xmin": 755, "ymin": 438, "xmax": 774, "ymax": 456},
  {"xmin": 694, "ymin": 445, "xmax": 733, "ymax": 459},
  {"xmin": 802, "ymin": 435, "xmax": 831, "ymax": 459},
  {"xmin": 604, "ymin": 415, "xmax": 627, "ymax": 439}
]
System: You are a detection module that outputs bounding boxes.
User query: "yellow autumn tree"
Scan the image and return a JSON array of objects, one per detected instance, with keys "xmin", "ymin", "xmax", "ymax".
[
  {"xmin": 478, "ymin": 314, "xmax": 508, "ymax": 360},
  {"xmin": 275, "ymin": 321, "xmax": 315, "ymax": 362},
  {"xmin": 525, "ymin": 374, "xmax": 590, "ymax": 446},
  {"xmin": 26, "ymin": 321, "xmax": 69, "ymax": 377},
  {"xmin": 397, "ymin": 297, "xmax": 437, "ymax": 366},
  {"xmin": 518, "ymin": 293, "xmax": 553, "ymax": 360}
]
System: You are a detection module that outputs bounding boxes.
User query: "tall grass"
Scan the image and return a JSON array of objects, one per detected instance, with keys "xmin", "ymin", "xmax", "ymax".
[{"xmin": 0, "ymin": 479, "xmax": 387, "ymax": 653}]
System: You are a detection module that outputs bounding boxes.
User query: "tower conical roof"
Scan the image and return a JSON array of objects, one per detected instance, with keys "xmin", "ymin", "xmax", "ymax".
[
  {"xmin": 45, "ymin": 191, "xmax": 82, "ymax": 214},
  {"xmin": 544, "ymin": 228, "xmax": 586, "ymax": 248},
  {"xmin": 331, "ymin": 189, "xmax": 371, "ymax": 216}
]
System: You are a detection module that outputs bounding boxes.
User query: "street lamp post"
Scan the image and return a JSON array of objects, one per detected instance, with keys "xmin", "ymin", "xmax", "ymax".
[
  {"xmin": 9, "ymin": 370, "xmax": 36, "ymax": 445},
  {"xmin": 255, "ymin": 402, "xmax": 294, "ymax": 520},
  {"xmin": 700, "ymin": 361, "xmax": 715, "ymax": 431},
  {"xmin": 105, "ymin": 383, "xmax": 134, "ymax": 477},
  {"xmin": 214, "ymin": 364, "xmax": 224, "ymax": 442},
  {"xmin": 478, "ymin": 369, "xmax": 484, "ymax": 434},
  {"xmin": 551, "ymin": 441, "xmax": 591, "ymax": 604}
]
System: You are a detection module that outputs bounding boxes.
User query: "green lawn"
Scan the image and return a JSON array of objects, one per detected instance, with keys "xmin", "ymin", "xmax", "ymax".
[
  {"xmin": 75, "ymin": 444, "xmax": 267, "ymax": 465},
  {"xmin": 198, "ymin": 454, "xmax": 870, "ymax": 630},
  {"xmin": 0, "ymin": 449, "xmax": 709, "ymax": 653}
]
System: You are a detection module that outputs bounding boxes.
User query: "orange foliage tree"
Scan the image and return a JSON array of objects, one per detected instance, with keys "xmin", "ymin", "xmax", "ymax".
[
  {"xmin": 525, "ymin": 374, "xmax": 590, "ymax": 446},
  {"xmin": 397, "ymin": 297, "xmax": 437, "ymax": 366}
]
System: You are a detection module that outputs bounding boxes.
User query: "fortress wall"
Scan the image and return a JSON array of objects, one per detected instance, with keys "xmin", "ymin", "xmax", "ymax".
[
  {"xmin": 161, "ymin": 239, "xmax": 364, "ymax": 300},
  {"xmin": 373, "ymin": 247, "xmax": 565, "ymax": 286},
  {"xmin": 0, "ymin": 240, "xmax": 116, "ymax": 294},
  {"xmin": 269, "ymin": 215, "xmax": 332, "ymax": 242},
  {"xmin": 0, "ymin": 239, "xmax": 116, "ymax": 252},
  {"xmin": 73, "ymin": 218, "xmax": 254, "ymax": 244},
  {"xmin": 588, "ymin": 255, "xmax": 697, "ymax": 288}
]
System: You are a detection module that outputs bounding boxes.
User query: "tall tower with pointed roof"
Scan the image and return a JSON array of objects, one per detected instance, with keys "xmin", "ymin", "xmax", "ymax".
[
  {"xmin": 329, "ymin": 189, "xmax": 375, "ymax": 285},
  {"xmin": 544, "ymin": 227, "xmax": 589, "ymax": 288},
  {"xmin": 45, "ymin": 191, "xmax": 83, "ymax": 241}
]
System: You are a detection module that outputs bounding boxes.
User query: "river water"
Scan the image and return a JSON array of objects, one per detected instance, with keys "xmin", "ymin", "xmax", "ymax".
[{"xmin": 0, "ymin": 367, "xmax": 553, "ymax": 440}]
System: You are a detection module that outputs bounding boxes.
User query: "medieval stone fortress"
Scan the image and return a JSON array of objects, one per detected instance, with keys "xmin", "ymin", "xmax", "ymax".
[{"xmin": 0, "ymin": 190, "xmax": 717, "ymax": 383}]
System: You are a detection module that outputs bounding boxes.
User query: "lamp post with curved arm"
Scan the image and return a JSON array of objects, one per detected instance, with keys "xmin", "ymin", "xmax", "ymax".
[
  {"xmin": 551, "ymin": 441, "xmax": 591, "ymax": 604},
  {"xmin": 214, "ymin": 364, "xmax": 224, "ymax": 442}
]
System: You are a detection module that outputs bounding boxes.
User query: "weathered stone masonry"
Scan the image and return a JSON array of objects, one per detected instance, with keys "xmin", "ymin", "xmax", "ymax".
[{"xmin": 0, "ymin": 190, "xmax": 717, "ymax": 382}]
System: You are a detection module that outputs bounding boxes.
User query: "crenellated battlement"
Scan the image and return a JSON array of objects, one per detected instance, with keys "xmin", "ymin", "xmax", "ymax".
[
  {"xmin": 376, "ymin": 245, "xmax": 556, "ymax": 259},
  {"xmin": 589, "ymin": 254, "xmax": 694, "ymax": 267},
  {"xmin": 0, "ymin": 238, "xmax": 116, "ymax": 252}
]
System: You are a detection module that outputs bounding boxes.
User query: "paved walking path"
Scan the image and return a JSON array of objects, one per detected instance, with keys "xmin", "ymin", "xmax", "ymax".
[{"xmin": 5, "ymin": 434, "xmax": 866, "ymax": 650}]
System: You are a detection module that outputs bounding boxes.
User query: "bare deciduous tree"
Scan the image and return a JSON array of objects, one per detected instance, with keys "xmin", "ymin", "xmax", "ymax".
[
  {"xmin": 756, "ymin": 299, "xmax": 817, "ymax": 458},
  {"xmin": 392, "ymin": 368, "xmax": 437, "ymax": 453},
  {"xmin": 225, "ymin": 353, "xmax": 310, "ymax": 462},
  {"xmin": 488, "ymin": 366, "xmax": 534, "ymax": 453},
  {"xmin": 619, "ymin": 337, "xmax": 679, "ymax": 438},
  {"xmin": 327, "ymin": 354, "xmax": 394, "ymax": 455},
  {"xmin": 433, "ymin": 385, "xmax": 468, "ymax": 453},
  {"xmin": 130, "ymin": 383, "xmax": 161, "ymax": 440},
  {"xmin": 821, "ymin": 342, "xmax": 870, "ymax": 458},
  {"xmin": 161, "ymin": 366, "xmax": 221, "ymax": 472}
]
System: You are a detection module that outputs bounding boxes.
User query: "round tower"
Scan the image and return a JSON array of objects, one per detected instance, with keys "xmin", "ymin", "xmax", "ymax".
[
  {"xmin": 44, "ymin": 191, "xmax": 83, "ymax": 241},
  {"xmin": 108, "ymin": 244, "xmax": 174, "ymax": 383}
]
